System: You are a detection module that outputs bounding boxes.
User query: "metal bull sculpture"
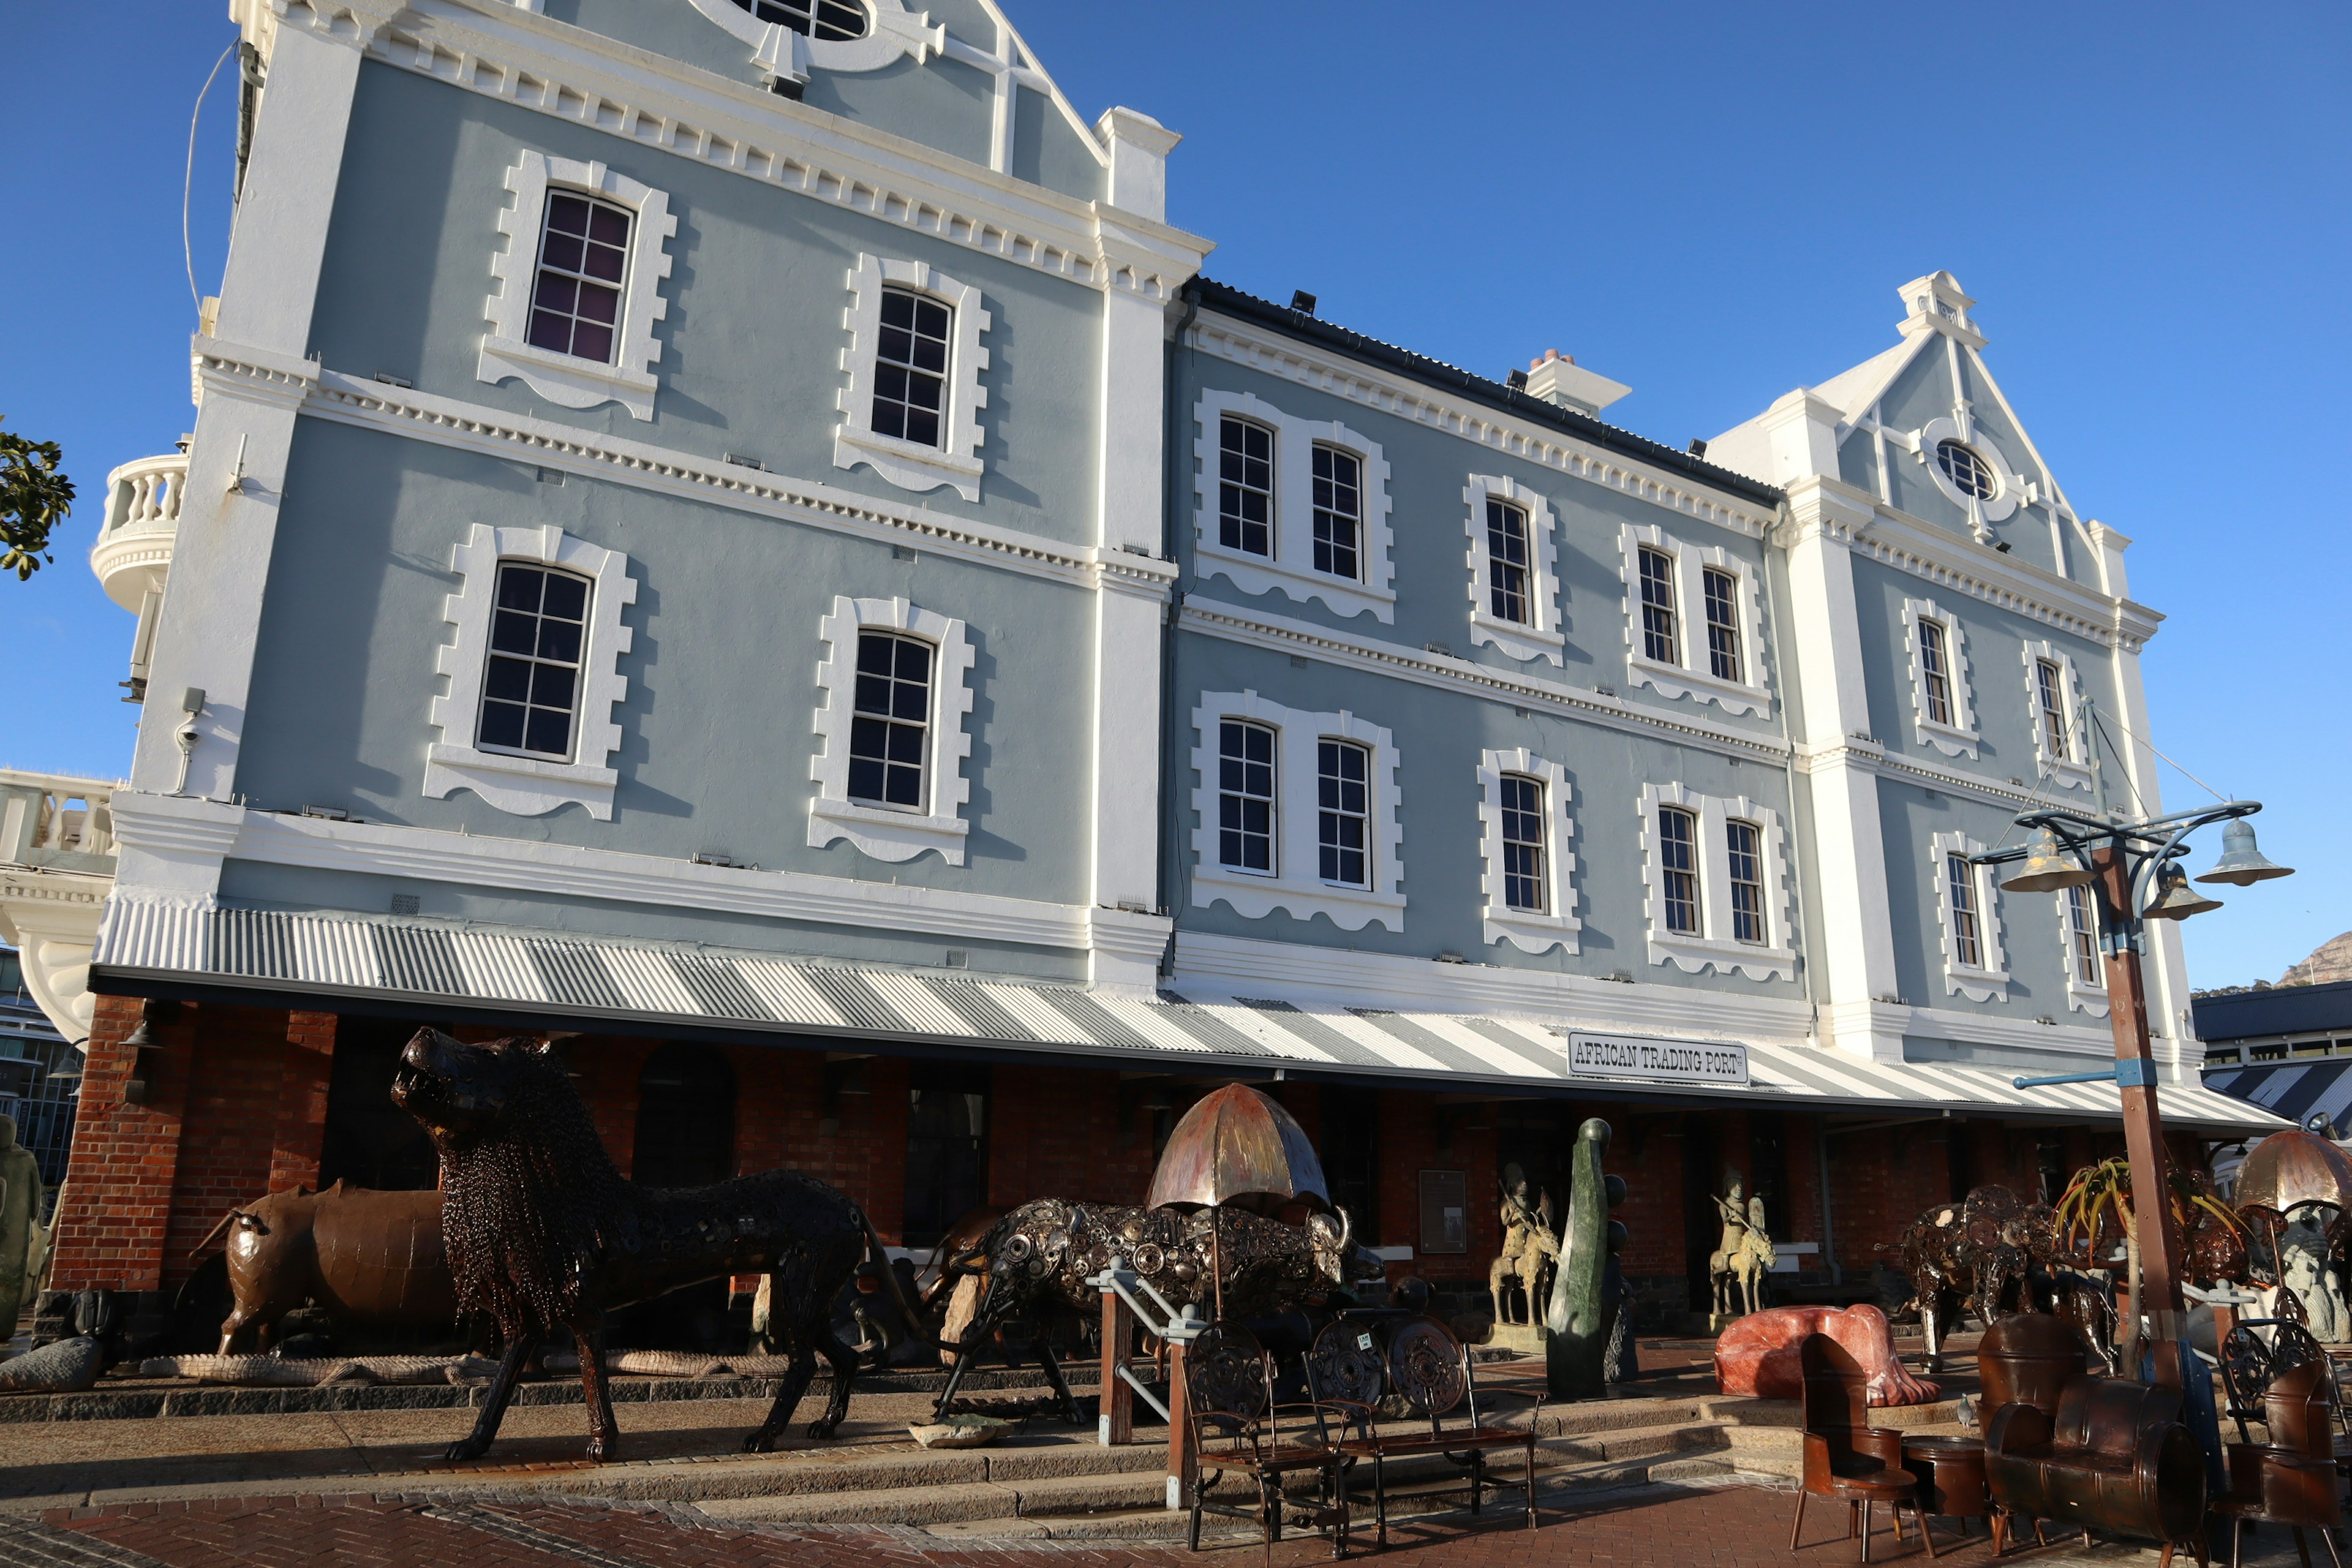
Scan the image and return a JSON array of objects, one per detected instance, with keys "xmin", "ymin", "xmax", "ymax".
[
  {"xmin": 935, "ymin": 1197, "xmax": 1384, "ymax": 1420},
  {"xmin": 391, "ymin": 1028, "xmax": 928, "ymax": 1462},
  {"xmin": 195, "ymin": 1183, "xmax": 456, "ymax": 1354}
]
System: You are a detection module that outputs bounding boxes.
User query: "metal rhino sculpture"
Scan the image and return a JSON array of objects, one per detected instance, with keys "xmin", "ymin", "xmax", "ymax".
[
  {"xmin": 935, "ymin": 1196, "xmax": 1384, "ymax": 1420},
  {"xmin": 197, "ymin": 1183, "xmax": 456, "ymax": 1354}
]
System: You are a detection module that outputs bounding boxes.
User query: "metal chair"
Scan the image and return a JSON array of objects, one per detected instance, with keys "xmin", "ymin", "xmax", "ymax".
[
  {"xmin": 2214, "ymin": 1360, "xmax": 2343, "ymax": 1568},
  {"xmin": 1182, "ymin": 1321, "xmax": 1353, "ymax": 1561},
  {"xmin": 1789, "ymin": 1333, "xmax": 1936, "ymax": 1563},
  {"xmin": 1305, "ymin": 1314, "xmax": 1539, "ymax": 1548}
]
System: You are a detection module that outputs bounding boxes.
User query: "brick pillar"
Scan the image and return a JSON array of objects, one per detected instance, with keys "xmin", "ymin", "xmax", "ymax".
[
  {"xmin": 266, "ymin": 1011, "xmax": 337, "ymax": 1194},
  {"xmin": 48, "ymin": 993, "xmax": 192, "ymax": 1293}
]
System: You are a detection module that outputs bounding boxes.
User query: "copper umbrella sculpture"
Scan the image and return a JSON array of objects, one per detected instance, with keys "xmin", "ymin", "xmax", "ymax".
[
  {"xmin": 1146, "ymin": 1083, "xmax": 1331, "ymax": 1215},
  {"xmin": 2232, "ymin": 1128, "xmax": 2352, "ymax": 1216}
]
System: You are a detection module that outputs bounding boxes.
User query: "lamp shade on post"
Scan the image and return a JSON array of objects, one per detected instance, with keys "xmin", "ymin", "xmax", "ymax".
[
  {"xmin": 2000, "ymin": 826, "xmax": 2096, "ymax": 893},
  {"xmin": 2143, "ymin": 861, "xmax": 2223, "ymax": 921},
  {"xmin": 2196, "ymin": 819, "xmax": 2295, "ymax": 886}
]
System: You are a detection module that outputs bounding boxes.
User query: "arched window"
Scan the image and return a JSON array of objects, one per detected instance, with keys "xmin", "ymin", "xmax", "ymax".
[
  {"xmin": 731, "ymin": 0, "xmax": 868, "ymax": 40},
  {"xmin": 632, "ymin": 1044, "xmax": 737, "ymax": 1189}
]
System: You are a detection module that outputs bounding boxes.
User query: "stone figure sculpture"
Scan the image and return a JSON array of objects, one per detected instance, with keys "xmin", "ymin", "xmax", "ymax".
[
  {"xmin": 2274, "ymin": 1212, "xmax": 2349, "ymax": 1344},
  {"xmin": 1487, "ymin": 1164, "xmax": 1559, "ymax": 1326},
  {"xmin": 0, "ymin": 1115, "xmax": 45, "ymax": 1337},
  {"xmin": 937, "ymin": 1196, "xmax": 1384, "ymax": 1420},
  {"xmin": 196, "ymin": 1183, "xmax": 454, "ymax": 1354},
  {"xmin": 1545, "ymin": 1118, "xmax": 1628, "ymax": 1400},
  {"xmin": 1708, "ymin": 1173, "xmax": 1775, "ymax": 1320},
  {"xmin": 392, "ymin": 1029, "xmax": 925, "ymax": 1462}
]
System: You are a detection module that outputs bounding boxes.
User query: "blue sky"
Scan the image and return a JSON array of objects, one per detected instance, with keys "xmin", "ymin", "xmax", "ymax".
[{"xmin": 2, "ymin": 1, "xmax": 2343, "ymax": 988}]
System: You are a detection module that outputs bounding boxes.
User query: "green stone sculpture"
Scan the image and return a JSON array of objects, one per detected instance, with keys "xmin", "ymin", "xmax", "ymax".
[
  {"xmin": 0, "ymin": 1116, "xmax": 45, "ymax": 1339},
  {"xmin": 1545, "ymin": 1117, "xmax": 1627, "ymax": 1400}
]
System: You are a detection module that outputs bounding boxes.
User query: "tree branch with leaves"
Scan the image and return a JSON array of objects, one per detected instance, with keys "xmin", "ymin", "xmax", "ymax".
[{"xmin": 0, "ymin": 419, "xmax": 77, "ymax": 581}]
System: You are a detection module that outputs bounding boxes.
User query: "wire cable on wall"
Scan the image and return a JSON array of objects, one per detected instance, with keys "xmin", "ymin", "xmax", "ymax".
[{"xmin": 184, "ymin": 42, "xmax": 237, "ymax": 312}]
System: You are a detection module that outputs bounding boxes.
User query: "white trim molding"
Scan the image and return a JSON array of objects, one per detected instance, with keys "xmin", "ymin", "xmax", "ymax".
[
  {"xmin": 809, "ymin": 594, "xmax": 977, "ymax": 864},
  {"xmin": 834, "ymin": 253, "xmax": 991, "ymax": 502},
  {"xmin": 1188, "ymin": 690, "xmax": 1404, "ymax": 932},
  {"xmin": 478, "ymin": 151, "xmax": 676, "ymax": 422},
  {"xmin": 1899, "ymin": 596, "xmax": 1980, "ymax": 758},
  {"xmin": 1635, "ymin": 782, "xmax": 1795, "ymax": 982},
  {"xmin": 2057, "ymin": 883, "xmax": 2111, "ymax": 1019},
  {"xmin": 1463, "ymin": 475, "xmax": 1564, "ymax": 666},
  {"xmin": 1930, "ymin": 829, "xmax": 2010, "ymax": 1002},
  {"xmin": 683, "ymin": 0, "xmax": 945, "ymax": 83},
  {"xmin": 1616, "ymin": 523, "xmax": 1773, "ymax": 718},
  {"xmin": 426, "ymin": 524, "xmax": 636, "ymax": 820},
  {"xmin": 1191, "ymin": 390, "xmax": 1396, "ymax": 624},
  {"xmin": 1476, "ymin": 749, "xmax": 1580, "ymax": 954},
  {"xmin": 2021, "ymin": 638, "xmax": 2093, "ymax": 791}
]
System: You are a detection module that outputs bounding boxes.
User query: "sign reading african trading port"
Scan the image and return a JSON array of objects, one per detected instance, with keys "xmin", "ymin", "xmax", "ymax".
[{"xmin": 1565, "ymin": 1031, "xmax": 1749, "ymax": 1088}]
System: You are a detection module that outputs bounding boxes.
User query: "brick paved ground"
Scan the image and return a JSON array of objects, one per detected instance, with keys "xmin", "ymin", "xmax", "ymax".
[{"xmin": 7, "ymin": 1485, "xmax": 2309, "ymax": 1568}]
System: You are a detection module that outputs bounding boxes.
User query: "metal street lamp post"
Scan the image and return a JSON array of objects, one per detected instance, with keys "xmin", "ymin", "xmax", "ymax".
[{"xmin": 1972, "ymin": 800, "xmax": 2291, "ymax": 1385}]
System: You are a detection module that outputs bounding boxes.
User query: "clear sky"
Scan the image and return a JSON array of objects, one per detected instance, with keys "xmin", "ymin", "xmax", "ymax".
[{"xmin": 2, "ymin": 2, "xmax": 2343, "ymax": 989}]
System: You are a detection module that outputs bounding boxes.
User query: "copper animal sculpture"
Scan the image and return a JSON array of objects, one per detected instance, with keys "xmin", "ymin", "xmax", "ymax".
[
  {"xmin": 194, "ymin": 1183, "xmax": 456, "ymax": 1354},
  {"xmin": 935, "ymin": 1196, "xmax": 1384, "ymax": 1420},
  {"xmin": 1714, "ymin": 1303, "xmax": 1943, "ymax": 1406},
  {"xmin": 391, "ymin": 1029, "xmax": 925, "ymax": 1461},
  {"xmin": 1879, "ymin": 1185, "xmax": 2060, "ymax": 1374}
]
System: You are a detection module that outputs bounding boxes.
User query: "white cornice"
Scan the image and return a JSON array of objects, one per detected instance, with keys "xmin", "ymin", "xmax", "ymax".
[
  {"xmin": 219, "ymin": 807, "xmax": 1167, "ymax": 956},
  {"xmin": 332, "ymin": 0, "xmax": 1210, "ymax": 300},
  {"xmin": 1178, "ymin": 600, "xmax": 1790, "ymax": 765},
  {"xmin": 1793, "ymin": 736, "xmax": 2035, "ymax": 810},
  {"xmin": 1189, "ymin": 312, "xmax": 1777, "ymax": 541},
  {"xmin": 219, "ymin": 352, "xmax": 1177, "ymax": 598}
]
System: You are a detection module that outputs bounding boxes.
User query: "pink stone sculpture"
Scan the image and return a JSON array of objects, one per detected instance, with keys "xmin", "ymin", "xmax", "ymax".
[{"xmin": 1713, "ymin": 1303, "xmax": 1942, "ymax": 1406}]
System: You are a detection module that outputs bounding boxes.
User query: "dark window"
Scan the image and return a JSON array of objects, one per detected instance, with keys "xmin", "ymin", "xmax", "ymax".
[
  {"xmin": 1638, "ymin": 546, "xmax": 1678, "ymax": 664},
  {"xmin": 1918, "ymin": 619, "xmax": 1953, "ymax": 726},
  {"xmin": 1659, "ymin": 805, "xmax": 1700, "ymax": 934},
  {"xmin": 527, "ymin": 192, "xmax": 630, "ymax": 364},
  {"xmin": 849, "ymin": 631, "xmax": 932, "ymax": 809},
  {"xmin": 1218, "ymin": 720, "xmax": 1275, "ymax": 872},
  {"xmin": 1947, "ymin": 852, "xmax": 1983, "ymax": 968},
  {"xmin": 1499, "ymin": 773, "xmax": 1546, "ymax": 913},
  {"xmin": 1218, "ymin": 417, "xmax": 1273, "ymax": 557},
  {"xmin": 872, "ymin": 287, "xmax": 951, "ymax": 448},
  {"xmin": 733, "ymin": 0, "xmax": 869, "ymax": 39},
  {"xmin": 904, "ymin": 1061, "xmax": 989, "ymax": 1250},
  {"xmin": 1728, "ymin": 820, "xmax": 1766, "ymax": 944},
  {"xmin": 1311, "ymin": 445, "xmax": 1361, "ymax": 579},
  {"xmin": 1486, "ymin": 499, "xmax": 1530, "ymax": 624},
  {"xmin": 631, "ymin": 1044, "xmax": 737, "ymax": 1189},
  {"xmin": 1319, "ymin": 1085, "xmax": 1380, "ymax": 1248},
  {"xmin": 1936, "ymin": 439, "xmax": 1996, "ymax": 501},
  {"xmin": 2037, "ymin": 658, "xmax": 2071, "ymax": 760},
  {"xmin": 1703, "ymin": 567, "xmax": 1742, "ymax": 682},
  {"xmin": 477, "ymin": 564, "xmax": 590, "ymax": 760},
  {"xmin": 318, "ymin": 1017, "xmax": 443, "ymax": 1192},
  {"xmin": 1317, "ymin": 739, "xmax": 1370, "ymax": 887}
]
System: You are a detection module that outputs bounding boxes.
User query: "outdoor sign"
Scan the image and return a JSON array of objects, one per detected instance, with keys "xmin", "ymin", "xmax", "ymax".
[{"xmin": 1564, "ymin": 1031, "xmax": 1749, "ymax": 1088}]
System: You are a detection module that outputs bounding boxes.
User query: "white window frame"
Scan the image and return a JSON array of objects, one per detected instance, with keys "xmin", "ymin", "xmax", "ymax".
[
  {"xmin": 835, "ymin": 254, "xmax": 991, "ymax": 502},
  {"xmin": 1193, "ymin": 390, "xmax": 1396, "ymax": 623},
  {"xmin": 1189, "ymin": 691, "xmax": 1404, "ymax": 931},
  {"xmin": 1476, "ymin": 749, "xmax": 1580, "ymax": 954},
  {"xmin": 2059, "ymin": 883, "xmax": 2110, "ymax": 1018},
  {"xmin": 1635, "ymin": 782, "xmax": 1794, "ymax": 981},
  {"xmin": 1930, "ymin": 829, "xmax": 2010, "ymax": 1001},
  {"xmin": 1616, "ymin": 524, "xmax": 1771, "ymax": 717},
  {"xmin": 1900, "ymin": 597, "xmax": 1980, "ymax": 758},
  {"xmin": 1464, "ymin": 476, "xmax": 1564, "ymax": 665},
  {"xmin": 2021, "ymin": 639, "xmax": 2092, "ymax": 791},
  {"xmin": 427, "ymin": 524, "xmax": 636, "ymax": 820},
  {"xmin": 810, "ymin": 595, "xmax": 977, "ymax": 864},
  {"xmin": 684, "ymin": 0, "xmax": 941, "ymax": 81},
  {"xmin": 479, "ymin": 152, "xmax": 676, "ymax": 423}
]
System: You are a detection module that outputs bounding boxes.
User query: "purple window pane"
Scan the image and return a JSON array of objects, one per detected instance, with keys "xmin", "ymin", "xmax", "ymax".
[
  {"xmin": 878, "ymin": 325, "xmax": 914, "ymax": 364},
  {"xmin": 525, "ymin": 709, "xmax": 571, "ymax": 756},
  {"xmin": 540, "ymin": 232, "xmax": 585, "ymax": 272},
  {"xmin": 527, "ymin": 312, "xmax": 571, "ymax": 354},
  {"xmin": 581, "ymin": 244, "xmax": 625, "ymax": 285},
  {"xmin": 911, "ymin": 336, "xmax": 948, "ymax": 374},
  {"xmin": 547, "ymin": 194, "xmax": 590, "ymax": 234},
  {"xmin": 905, "ymin": 409, "xmax": 940, "ymax": 447},
  {"xmin": 533, "ymin": 274, "xmax": 580, "ymax": 314},
  {"xmin": 587, "ymin": 205, "xmax": 630, "ymax": 247},
  {"xmin": 571, "ymin": 323, "xmax": 614, "ymax": 363},
  {"xmin": 576, "ymin": 284, "xmax": 619, "ymax": 326}
]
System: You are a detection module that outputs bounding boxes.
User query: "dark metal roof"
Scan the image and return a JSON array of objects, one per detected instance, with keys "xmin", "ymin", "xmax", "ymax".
[
  {"xmin": 2195, "ymin": 980, "xmax": 2352, "ymax": 1044},
  {"xmin": 1184, "ymin": 278, "xmax": 1785, "ymax": 510}
]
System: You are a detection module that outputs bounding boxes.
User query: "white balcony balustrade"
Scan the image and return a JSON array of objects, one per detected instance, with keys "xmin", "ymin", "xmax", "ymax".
[
  {"xmin": 0, "ymin": 771, "xmax": 123, "ymax": 1047},
  {"xmin": 89, "ymin": 449, "xmax": 188, "ymax": 704}
]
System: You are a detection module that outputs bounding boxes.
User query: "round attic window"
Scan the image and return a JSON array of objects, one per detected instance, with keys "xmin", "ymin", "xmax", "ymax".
[
  {"xmin": 733, "ymin": 0, "xmax": 869, "ymax": 40},
  {"xmin": 1935, "ymin": 439, "xmax": 1997, "ymax": 502}
]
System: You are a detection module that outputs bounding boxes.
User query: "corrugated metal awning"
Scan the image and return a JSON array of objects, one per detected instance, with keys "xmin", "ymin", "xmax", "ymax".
[
  {"xmin": 92, "ymin": 899, "xmax": 2281, "ymax": 1131},
  {"xmin": 2204, "ymin": 1058, "xmax": 2352, "ymax": 1136}
]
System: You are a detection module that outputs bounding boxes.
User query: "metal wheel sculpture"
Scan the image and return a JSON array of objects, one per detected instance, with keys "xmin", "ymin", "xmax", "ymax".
[
  {"xmin": 1385, "ymin": 1315, "xmax": 1468, "ymax": 1419},
  {"xmin": 1187, "ymin": 1322, "xmax": 1270, "ymax": 1423},
  {"xmin": 2218, "ymin": 1317, "xmax": 2329, "ymax": 1440},
  {"xmin": 1308, "ymin": 1319, "xmax": 1388, "ymax": 1411}
]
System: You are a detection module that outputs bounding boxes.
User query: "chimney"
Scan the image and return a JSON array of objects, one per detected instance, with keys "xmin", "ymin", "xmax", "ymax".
[{"xmin": 1521, "ymin": 349, "xmax": 1630, "ymax": 418}]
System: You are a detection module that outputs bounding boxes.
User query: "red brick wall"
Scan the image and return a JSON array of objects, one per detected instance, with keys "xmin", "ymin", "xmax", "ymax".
[
  {"xmin": 49, "ymin": 994, "xmax": 183, "ymax": 1293},
  {"xmin": 267, "ymin": 1012, "xmax": 337, "ymax": 1195}
]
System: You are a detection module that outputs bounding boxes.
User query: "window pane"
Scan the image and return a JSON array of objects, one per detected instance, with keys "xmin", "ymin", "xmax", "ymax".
[
  {"xmin": 484, "ymin": 655, "xmax": 532, "ymax": 702},
  {"xmin": 1500, "ymin": 774, "xmax": 1546, "ymax": 913},
  {"xmin": 1218, "ymin": 720, "xmax": 1276, "ymax": 872},
  {"xmin": 1704, "ymin": 568, "xmax": 1741, "ymax": 684},
  {"xmin": 530, "ymin": 192, "xmax": 630, "ymax": 367},
  {"xmin": 871, "ymin": 286, "xmax": 952, "ymax": 451},
  {"xmin": 477, "ymin": 563, "xmax": 592, "ymax": 761},
  {"xmin": 1487, "ymin": 501, "xmax": 1530, "ymax": 625},
  {"xmin": 1947, "ymin": 853, "xmax": 1982, "ymax": 968},
  {"xmin": 1639, "ymin": 547, "xmax": 1678, "ymax": 665},
  {"xmin": 1218, "ymin": 418, "xmax": 1275, "ymax": 558},
  {"xmin": 1317, "ymin": 737, "xmax": 1370, "ymax": 886},
  {"xmin": 1311, "ymin": 447, "xmax": 1362, "ymax": 581},
  {"xmin": 1659, "ymin": 806, "xmax": 1700, "ymax": 934},
  {"xmin": 478, "ymin": 702, "xmax": 526, "ymax": 751},
  {"xmin": 1728, "ymin": 820, "xmax": 1765, "ymax": 944},
  {"xmin": 848, "ymin": 631, "xmax": 933, "ymax": 810}
]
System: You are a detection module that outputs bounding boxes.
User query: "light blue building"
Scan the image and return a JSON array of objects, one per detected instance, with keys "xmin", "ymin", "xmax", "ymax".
[{"xmin": 53, "ymin": 0, "xmax": 2267, "ymax": 1324}]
